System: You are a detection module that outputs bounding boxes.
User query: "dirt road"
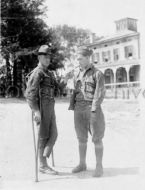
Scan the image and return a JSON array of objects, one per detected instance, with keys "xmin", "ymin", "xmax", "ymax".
[{"xmin": 0, "ymin": 98, "xmax": 144, "ymax": 190}]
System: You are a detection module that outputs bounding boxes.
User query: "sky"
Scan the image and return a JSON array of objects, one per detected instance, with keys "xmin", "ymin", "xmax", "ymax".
[
  {"xmin": 44, "ymin": 0, "xmax": 145, "ymax": 83},
  {"xmin": 45, "ymin": 0, "xmax": 145, "ymax": 36}
]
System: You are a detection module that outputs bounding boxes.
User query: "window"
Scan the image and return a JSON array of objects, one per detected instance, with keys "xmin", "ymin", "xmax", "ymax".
[
  {"xmin": 93, "ymin": 52, "xmax": 100, "ymax": 64},
  {"xmin": 127, "ymin": 38, "xmax": 132, "ymax": 42},
  {"xmin": 102, "ymin": 51, "xmax": 111, "ymax": 63},
  {"xmin": 116, "ymin": 41, "xmax": 120, "ymax": 44},
  {"xmin": 124, "ymin": 45, "xmax": 134, "ymax": 58},
  {"xmin": 113, "ymin": 48, "xmax": 119, "ymax": 61}
]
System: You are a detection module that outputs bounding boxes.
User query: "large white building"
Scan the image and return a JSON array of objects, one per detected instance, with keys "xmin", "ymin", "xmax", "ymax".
[{"xmin": 86, "ymin": 18, "xmax": 140, "ymax": 87}]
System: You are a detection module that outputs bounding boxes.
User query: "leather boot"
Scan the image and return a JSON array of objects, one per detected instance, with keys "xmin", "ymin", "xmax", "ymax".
[
  {"xmin": 39, "ymin": 165, "xmax": 58, "ymax": 175},
  {"xmin": 93, "ymin": 142, "xmax": 103, "ymax": 177},
  {"xmin": 72, "ymin": 143, "xmax": 87, "ymax": 173},
  {"xmin": 39, "ymin": 147, "xmax": 58, "ymax": 175}
]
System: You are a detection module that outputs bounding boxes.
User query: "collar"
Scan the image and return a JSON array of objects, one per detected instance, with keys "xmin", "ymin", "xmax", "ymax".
[
  {"xmin": 77, "ymin": 64, "xmax": 93, "ymax": 80},
  {"xmin": 82, "ymin": 63, "xmax": 93, "ymax": 75},
  {"xmin": 38, "ymin": 63, "xmax": 48, "ymax": 72}
]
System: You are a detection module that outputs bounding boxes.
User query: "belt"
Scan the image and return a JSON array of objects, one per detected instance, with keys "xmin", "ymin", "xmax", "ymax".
[{"xmin": 40, "ymin": 88, "xmax": 54, "ymax": 98}]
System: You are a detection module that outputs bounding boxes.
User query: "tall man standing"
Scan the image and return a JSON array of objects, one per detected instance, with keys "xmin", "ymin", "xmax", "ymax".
[
  {"xmin": 68, "ymin": 47, "xmax": 105, "ymax": 177},
  {"xmin": 25, "ymin": 45, "xmax": 58, "ymax": 175}
]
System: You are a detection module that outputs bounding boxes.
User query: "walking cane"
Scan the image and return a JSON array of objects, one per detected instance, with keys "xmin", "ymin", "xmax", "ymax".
[{"xmin": 31, "ymin": 112, "xmax": 40, "ymax": 182}]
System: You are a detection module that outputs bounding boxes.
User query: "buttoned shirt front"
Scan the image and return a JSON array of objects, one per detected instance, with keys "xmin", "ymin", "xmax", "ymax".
[
  {"xmin": 74, "ymin": 65, "xmax": 105, "ymax": 112},
  {"xmin": 25, "ymin": 63, "xmax": 57, "ymax": 111}
]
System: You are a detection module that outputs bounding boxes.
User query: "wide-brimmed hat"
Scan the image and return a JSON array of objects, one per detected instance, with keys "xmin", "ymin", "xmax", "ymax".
[{"xmin": 38, "ymin": 45, "xmax": 51, "ymax": 55}]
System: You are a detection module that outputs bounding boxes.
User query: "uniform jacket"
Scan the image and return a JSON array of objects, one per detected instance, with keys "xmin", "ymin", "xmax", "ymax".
[
  {"xmin": 69, "ymin": 64, "xmax": 105, "ymax": 112},
  {"xmin": 25, "ymin": 64, "xmax": 57, "ymax": 112}
]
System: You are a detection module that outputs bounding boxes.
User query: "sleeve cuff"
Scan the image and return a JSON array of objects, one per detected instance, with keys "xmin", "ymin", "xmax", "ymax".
[
  {"xmin": 27, "ymin": 100, "xmax": 39, "ymax": 112},
  {"xmin": 91, "ymin": 105, "xmax": 100, "ymax": 112}
]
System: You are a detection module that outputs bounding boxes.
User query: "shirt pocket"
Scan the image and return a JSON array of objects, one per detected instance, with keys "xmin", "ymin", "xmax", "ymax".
[
  {"xmin": 85, "ymin": 76, "xmax": 95, "ymax": 94},
  {"xmin": 41, "ymin": 76, "xmax": 54, "ymax": 88}
]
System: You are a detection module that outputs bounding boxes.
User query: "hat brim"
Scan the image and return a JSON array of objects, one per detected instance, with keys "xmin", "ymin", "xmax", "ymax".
[{"xmin": 38, "ymin": 52, "xmax": 50, "ymax": 56}]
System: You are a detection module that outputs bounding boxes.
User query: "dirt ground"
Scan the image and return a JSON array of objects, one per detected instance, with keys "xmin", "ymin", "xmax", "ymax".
[{"xmin": 0, "ymin": 98, "xmax": 144, "ymax": 190}]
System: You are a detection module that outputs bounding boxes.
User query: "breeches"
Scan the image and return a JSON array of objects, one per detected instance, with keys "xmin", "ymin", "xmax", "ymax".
[
  {"xmin": 39, "ymin": 99, "xmax": 58, "ymax": 148},
  {"xmin": 74, "ymin": 107, "xmax": 105, "ymax": 144}
]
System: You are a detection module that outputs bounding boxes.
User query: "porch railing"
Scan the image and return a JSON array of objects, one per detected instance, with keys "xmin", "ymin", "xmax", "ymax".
[{"xmin": 104, "ymin": 81, "xmax": 140, "ymax": 99}]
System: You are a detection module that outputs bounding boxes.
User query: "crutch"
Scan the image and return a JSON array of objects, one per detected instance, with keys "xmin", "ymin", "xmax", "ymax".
[
  {"xmin": 51, "ymin": 148, "xmax": 55, "ymax": 167},
  {"xmin": 31, "ymin": 112, "xmax": 55, "ymax": 182},
  {"xmin": 31, "ymin": 111, "xmax": 40, "ymax": 182}
]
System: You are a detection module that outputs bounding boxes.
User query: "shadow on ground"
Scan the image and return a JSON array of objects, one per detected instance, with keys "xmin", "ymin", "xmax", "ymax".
[
  {"xmin": 103, "ymin": 167, "xmax": 139, "ymax": 177},
  {"xmin": 37, "ymin": 167, "xmax": 139, "ymax": 182}
]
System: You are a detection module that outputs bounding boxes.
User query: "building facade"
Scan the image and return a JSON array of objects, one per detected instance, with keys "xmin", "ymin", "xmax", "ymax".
[{"xmin": 86, "ymin": 18, "xmax": 140, "ymax": 88}]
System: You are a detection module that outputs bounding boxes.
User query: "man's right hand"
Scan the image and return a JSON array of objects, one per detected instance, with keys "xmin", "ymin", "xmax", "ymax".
[{"xmin": 34, "ymin": 110, "xmax": 41, "ymax": 125}]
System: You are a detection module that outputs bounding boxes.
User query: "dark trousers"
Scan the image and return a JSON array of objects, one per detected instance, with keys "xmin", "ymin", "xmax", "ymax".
[{"xmin": 39, "ymin": 99, "xmax": 58, "ymax": 164}]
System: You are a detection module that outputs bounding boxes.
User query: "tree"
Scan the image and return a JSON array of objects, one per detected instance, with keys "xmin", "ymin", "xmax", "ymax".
[
  {"xmin": 53, "ymin": 25, "xmax": 91, "ymax": 47},
  {"xmin": 1, "ymin": 0, "xmax": 64, "ymax": 96},
  {"xmin": 52, "ymin": 25, "xmax": 92, "ymax": 77}
]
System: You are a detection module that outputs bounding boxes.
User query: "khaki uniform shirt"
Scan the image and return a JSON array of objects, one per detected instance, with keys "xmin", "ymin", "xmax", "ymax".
[
  {"xmin": 69, "ymin": 64, "xmax": 105, "ymax": 112},
  {"xmin": 25, "ymin": 64, "xmax": 57, "ymax": 112}
]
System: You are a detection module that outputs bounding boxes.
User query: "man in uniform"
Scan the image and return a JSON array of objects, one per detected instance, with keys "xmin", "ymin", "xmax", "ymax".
[
  {"xmin": 68, "ymin": 47, "xmax": 105, "ymax": 177},
  {"xmin": 25, "ymin": 45, "xmax": 58, "ymax": 175}
]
